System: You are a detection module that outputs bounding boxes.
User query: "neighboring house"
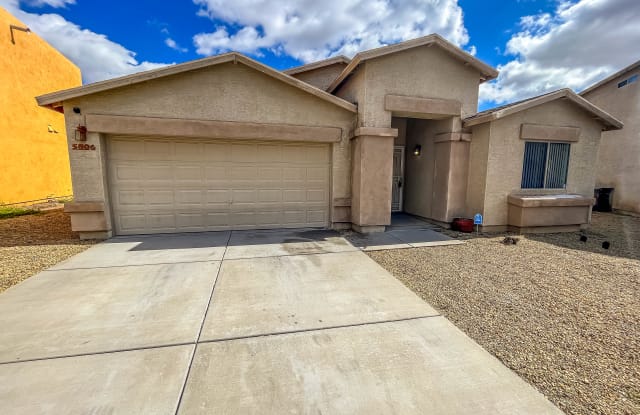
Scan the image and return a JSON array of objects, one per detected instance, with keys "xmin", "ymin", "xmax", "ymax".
[
  {"xmin": 0, "ymin": 7, "xmax": 81, "ymax": 205},
  {"xmin": 581, "ymin": 61, "xmax": 640, "ymax": 214},
  {"xmin": 36, "ymin": 34, "xmax": 621, "ymax": 239}
]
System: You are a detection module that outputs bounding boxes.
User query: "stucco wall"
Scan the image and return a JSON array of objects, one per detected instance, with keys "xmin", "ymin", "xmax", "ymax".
[
  {"xmin": 583, "ymin": 71, "xmax": 640, "ymax": 213},
  {"xmin": 334, "ymin": 65, "xmax": 366, "ymax": 110},
  {"xmin": 290, "ymin": 63, "xmax": 348, "ymax": 91},
  {"xmin": 359, "ymin": 46, "xmax": 481, "ymax": 128},
  {"xmin": 62, "ymin": 62, "xmax": 355, "ymax": 230},
  {"xmin": 479, "ymin": 100, "xmax": 603, "ymax": 226},
  {"xmin": 392, "ymin": 117, "xmax": 407, "ymax": 146},
  {"xmin": 0, "ymin": 7, "xmax": 81, "ymax": 204},
  {"xmin": 404, "ymin": 119, "xmax": 436, "ymax": 218}
]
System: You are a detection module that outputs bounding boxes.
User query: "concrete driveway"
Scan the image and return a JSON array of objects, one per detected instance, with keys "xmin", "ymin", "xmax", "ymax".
[{"xmin": 0, "ymin": 229, "xmax": 562, "ymax": 414}]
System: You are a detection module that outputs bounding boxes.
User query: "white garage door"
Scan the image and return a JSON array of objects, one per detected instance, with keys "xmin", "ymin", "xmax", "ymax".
[{"xmin": 107, "ymin": 136, "xmax": 331, "ymax": 235}]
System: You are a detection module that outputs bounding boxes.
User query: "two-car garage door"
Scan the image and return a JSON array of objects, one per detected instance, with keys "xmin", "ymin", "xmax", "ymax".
[{"xmin": 107, "ymin": 136, "xmax": 331, "ymax": 235}]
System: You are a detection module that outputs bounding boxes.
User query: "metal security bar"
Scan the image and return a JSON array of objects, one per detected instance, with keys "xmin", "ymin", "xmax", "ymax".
[
  {"xmin": 522, "ymin": 142, "xmax": 547, "ymax": 188},
  {"xmin": 546, "ymin": 143, "xmax": 570, "ymax": 188}
]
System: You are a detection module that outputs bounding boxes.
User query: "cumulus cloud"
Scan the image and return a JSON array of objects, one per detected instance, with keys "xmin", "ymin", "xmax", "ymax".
[
  {"xmin": 1, "ymin": 0, "xmax": 173, "ymax": 84},
  {"xmin": 481, "ymin": 0, "xmax": 640, "ymax": 105},
  {"xmin": 24, "ymin": 0, "xmax": 75, "ymax": 7},
  {"xmin": 165, "ymin": 37, "xmax": 188, "ymax": 53},
  {"xmin": 192, "ymin": 0, "xmax": 470, "ymax": 62}
]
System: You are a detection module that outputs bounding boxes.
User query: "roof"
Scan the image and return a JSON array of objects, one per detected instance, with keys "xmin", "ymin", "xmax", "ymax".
[
  {"xmin": 580, "ymin": 60, "xmax": 640, "ymax": 96},
  {"xmin": 36, "ymin": 52, "xmax": 357, "ymax": 113},
  {"xmin": 327, "ymin": 34, "xmax": 499, "ymax": 93},
  {"xmin": 463, "ymin": 88, "xmax": 623, "ymax": 131},
  {"xmin": 283, "ymin": 55, "xmax": 350, "ymax": 76}
]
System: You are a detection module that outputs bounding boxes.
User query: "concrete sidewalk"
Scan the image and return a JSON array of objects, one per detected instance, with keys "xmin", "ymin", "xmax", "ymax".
[{"xmin": 0, "ymin": 229, "xmax": 562, "ymax": 414}]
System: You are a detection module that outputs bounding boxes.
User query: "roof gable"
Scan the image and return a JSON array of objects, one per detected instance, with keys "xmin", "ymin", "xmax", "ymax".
[
  {"xmin": 327, "ymin": 34, "xmax": 498, "ymax": 93},
  {"xmin": 36, "ymin": 53, "xmax": 356, "ymax": 113},
  {"xmin": 463, "ymin": 89, "xmax": 623, "ymax": 131}
]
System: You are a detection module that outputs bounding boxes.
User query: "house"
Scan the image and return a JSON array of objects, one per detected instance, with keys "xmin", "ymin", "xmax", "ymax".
[
  {"xmin": 581, "ymin": 61, "xmax": 640, "ymax": 214},
  {"xmin": 0, "ymin": 7, "xmax": 81, "ymax": 205},
  {"xmin": 35, "ymin": 34, "xmax": 622, "ymax": 239}
]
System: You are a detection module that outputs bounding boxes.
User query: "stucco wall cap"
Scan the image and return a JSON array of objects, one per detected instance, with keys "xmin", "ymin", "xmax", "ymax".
[
  {"xmin": 580, "ymin": 59, "xmax": 640, "ymax": 96},
  {"xmin": 353, "ymin": 127, "xmax": 398, "ymax": 138},
  {"xmin": 507, "ymin": 194, "xmax": 595, "ymax": 208},
  {"xmin": 328, "ymin": 33, "xmax": 498, "ymax": 93},
  {"xmin": 283, "ymin": 55, "xmax": 351, "ymax": 75},
  {"xmin": 36, "ymin": 52, "xmax": 357, "ymax": 113},
  {"xmin": 463, "ymin": 88, "xmax": 623, "ymax": 131}
]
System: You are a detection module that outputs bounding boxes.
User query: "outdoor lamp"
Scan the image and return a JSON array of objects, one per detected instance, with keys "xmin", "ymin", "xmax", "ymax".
[{"xmin": 413, "ymin": 144, "xmax": 422, "ymax": 156}]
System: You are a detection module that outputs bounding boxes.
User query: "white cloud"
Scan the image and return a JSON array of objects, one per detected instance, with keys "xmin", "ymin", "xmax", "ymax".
[
  {"xmin": 481, "ymin": 0, "xmax": 640, "ymax": 105},
  {"xmin": 1, "ymin": 0, "xmax": 173, "ymax": 84},
  {"xmin": 192, "ymin": 0, "xmax": 470, "ymax": 62},
  {"xmin": 24, "ymin": 0, "xmax": 75, "ymax": 7},
  {"xmin": 165, "ymin": 37, "xmax": 188, "ymax": 53}
]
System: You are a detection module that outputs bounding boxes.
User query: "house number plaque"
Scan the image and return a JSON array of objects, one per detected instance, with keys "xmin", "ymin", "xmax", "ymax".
[{"xmin": 72, "ymin": 143, "xmax": 96, "ymax": 151}]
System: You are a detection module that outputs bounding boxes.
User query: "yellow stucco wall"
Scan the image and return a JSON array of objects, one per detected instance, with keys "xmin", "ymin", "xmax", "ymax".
[{"xmin": 0, "ymin": 7, "xmax": 81, "ymax": 204}]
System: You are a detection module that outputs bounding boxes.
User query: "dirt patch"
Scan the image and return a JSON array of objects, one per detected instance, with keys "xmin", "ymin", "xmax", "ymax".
[
  {"xmin": 368, "ymin": 212, "xmax": 640, "ymax": 415},
  {"xmin": 0, "ymin": 211, "xmax": 97, "ymax": 292}
]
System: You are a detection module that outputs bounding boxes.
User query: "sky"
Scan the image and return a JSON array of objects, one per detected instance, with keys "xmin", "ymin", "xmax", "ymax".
[{"xmin": 2, "ymin": 0, "xmax": 639, "ymax": 110}]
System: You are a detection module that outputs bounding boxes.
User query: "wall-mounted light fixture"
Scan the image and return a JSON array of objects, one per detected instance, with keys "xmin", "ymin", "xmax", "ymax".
[
  {"xmin": 9, "ymin": 24, "xmax": 31, "ymax": 44},
  {"xmin": 74, "ymin": 125, "xmax": 87, "ymax": 141},
  {"xmin": 413, "ymin": 144, "xmax": 422, "ymax": 156}
]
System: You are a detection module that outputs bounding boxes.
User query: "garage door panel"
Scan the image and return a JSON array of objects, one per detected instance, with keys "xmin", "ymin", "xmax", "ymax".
[
  {"xmin": 175, "ymin": 166, "xmax": 203, "ymax": 181},
  {"xmin": 175, "ymin": 142, "xmax": 205, "ymax": 161},
  {"xmin": 108, "ymin": 137, "xmax": 330, "ymax": 235},
  {"xmin": 143, "ymin": 165, "xmax": 173, "ymax": 181}
]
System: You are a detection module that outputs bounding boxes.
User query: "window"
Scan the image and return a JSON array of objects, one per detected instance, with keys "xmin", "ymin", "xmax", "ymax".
[
  {"xmin": 521, "ymin": 142, "xmax": 570, "ymax": 189},
  {"xmin": 618, "ymin": 74, "xmax": 638, "ymax": 88}
]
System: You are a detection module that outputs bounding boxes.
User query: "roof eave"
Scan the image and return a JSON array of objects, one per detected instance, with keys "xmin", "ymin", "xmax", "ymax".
[
  {"xmin": 580, "ymin": 60, "xmax": 640, "ymax": 96},
  {"xmin": 36, "ymin": 52, "xmax": 357, "ymax": 114},
  {"xmin": 463, "ymin": 89, "xmax": 623, "ymax": 130},
  {"xmin": 283, "ymin": 55, "xmax": 350, "ymax": 76}
]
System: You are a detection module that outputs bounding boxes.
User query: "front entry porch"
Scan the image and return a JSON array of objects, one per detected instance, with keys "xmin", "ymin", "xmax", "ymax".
[{"xmin": 346, "ymin": 212, "xmax": 463, "ymax": 251}]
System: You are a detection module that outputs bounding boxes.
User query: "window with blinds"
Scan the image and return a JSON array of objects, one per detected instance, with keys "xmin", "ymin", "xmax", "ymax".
[{"xmin": 521, "ymin": 142, "xmax": 570, "ymax": 189}]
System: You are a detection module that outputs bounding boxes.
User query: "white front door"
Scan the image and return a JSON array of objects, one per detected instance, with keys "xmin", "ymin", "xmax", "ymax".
[{"xmin": 391, "ymin": 146, "xmax": 404, "ymax": 212}]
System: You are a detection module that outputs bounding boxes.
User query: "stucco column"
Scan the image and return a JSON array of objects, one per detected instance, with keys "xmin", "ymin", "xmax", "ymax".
[
  {"xmin": 350, "ymin": 127, "xmax": 398, "ymax": 233},
  {"xmin": 432, "ymin": 131, "xmax": 471, "ymax": 222},
  {"xmin": 63, "ymin": 123, "xmax": 113, "ymax": 239}
]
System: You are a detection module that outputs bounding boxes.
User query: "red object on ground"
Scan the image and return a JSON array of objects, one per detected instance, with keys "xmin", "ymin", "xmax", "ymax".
[{"xmin": 452, "ymin": 218, "xmax": 474, "ymax": 233}]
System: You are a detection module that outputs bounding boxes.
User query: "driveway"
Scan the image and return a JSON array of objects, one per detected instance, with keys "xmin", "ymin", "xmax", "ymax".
[{"xmin": 0, "ymin": 229, "xmax": 562, "ymax": 414}]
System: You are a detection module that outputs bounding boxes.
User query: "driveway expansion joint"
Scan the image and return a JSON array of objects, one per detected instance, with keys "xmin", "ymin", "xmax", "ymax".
[
  {"xmin": 197, "ymin": 314, "xmax": 442, "ymax": 345},
  {"xmin": 174, "ymin": 230, "xmax": 232, "ymax": 415},
  {"xmin": 0, "ymin": 341, "xmax": 195, "ymax": 366}
]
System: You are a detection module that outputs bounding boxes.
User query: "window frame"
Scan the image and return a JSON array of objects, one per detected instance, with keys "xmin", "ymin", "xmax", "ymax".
[{"xmin": 521, "ymin": 141, "xmax": 571, "ymax": 190}]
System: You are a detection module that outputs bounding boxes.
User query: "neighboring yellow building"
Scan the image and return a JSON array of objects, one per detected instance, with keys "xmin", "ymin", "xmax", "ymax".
[{"xmin": 0, "ymin": 7, "xmax": 81, "ymax": 205}]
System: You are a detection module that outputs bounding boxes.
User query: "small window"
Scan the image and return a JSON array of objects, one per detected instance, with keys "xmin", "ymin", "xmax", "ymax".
[
  {"xmin": 521, "ymin": 142, "xmax": 570, "ymax": 189},
  {"xmin": 618, "ymin": 74, "xmax": 638, "ymax": 88}
]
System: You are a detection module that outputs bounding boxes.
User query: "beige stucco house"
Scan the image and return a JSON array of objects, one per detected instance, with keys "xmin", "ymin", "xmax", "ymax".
[
  {"xmin": 581, "ymin": 61, "xmax": 640, "ymax": 214},
  {"xmin": 36, "ymin": 34, "xmax": 622, "ymax": 239}
]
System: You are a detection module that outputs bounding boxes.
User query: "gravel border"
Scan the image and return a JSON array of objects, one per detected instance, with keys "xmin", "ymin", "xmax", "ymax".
[
  {"xmin": 368, "ymin": 212, "xmax": 639, "ymax": 415},
  {"xmin": 0, "ymin": 210, "xmax": 97, "ymax": 292}
]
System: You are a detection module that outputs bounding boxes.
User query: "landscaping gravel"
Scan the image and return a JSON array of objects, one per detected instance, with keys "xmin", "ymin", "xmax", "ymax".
[
  {"xmin": 0, "ymin": 210, "xmax": 96, "ymax": 292},
  {"xmin": 368, "ymin": 212, "xmax": 639, "ymax": 415}
]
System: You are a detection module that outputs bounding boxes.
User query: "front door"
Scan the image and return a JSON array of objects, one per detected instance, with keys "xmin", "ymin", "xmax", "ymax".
[{"xmin": 391, "ymin": 146, "xmax": 404, "ymax": 212}]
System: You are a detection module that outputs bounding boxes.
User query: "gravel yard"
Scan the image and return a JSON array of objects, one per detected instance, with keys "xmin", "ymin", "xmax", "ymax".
[
  {"xmin": 0, "ymin": 210, "xmax": 96, "ymax": 293},
  {"xmin": 368, "ymin": 212, "xmax": 639, "ymax": 415}
]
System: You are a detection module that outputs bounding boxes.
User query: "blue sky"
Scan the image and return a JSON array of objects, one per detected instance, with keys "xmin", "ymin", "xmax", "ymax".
[{"xmin": 3, "ymin": 0, "xmax": 639, "ymax": 110}]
